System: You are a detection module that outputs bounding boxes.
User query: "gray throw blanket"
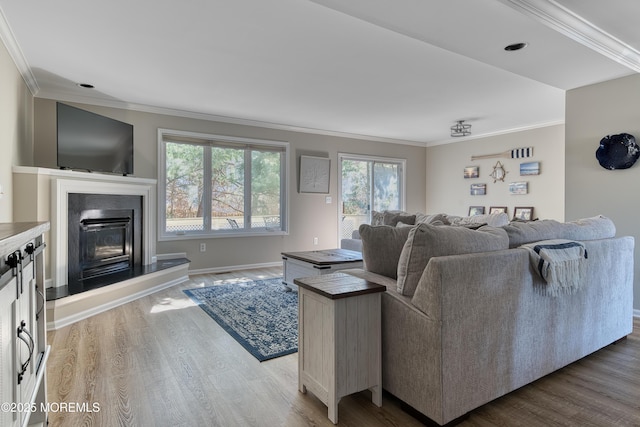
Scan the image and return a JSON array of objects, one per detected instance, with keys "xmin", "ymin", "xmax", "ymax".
[{"xmin": 520, "ymin": 239, "xmax": 588, "ymax": 296}]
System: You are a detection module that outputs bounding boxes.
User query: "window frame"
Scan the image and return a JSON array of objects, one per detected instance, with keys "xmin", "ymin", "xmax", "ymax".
[
  {"xmin": 337, "ymin": 152, "xmax": 406, "ymax": 241},
  {"xmin": 158, "ymin": 128, "xmax": 290, "ymax": 241}
]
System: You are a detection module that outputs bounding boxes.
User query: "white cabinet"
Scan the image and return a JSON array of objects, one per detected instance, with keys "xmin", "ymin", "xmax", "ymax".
[
  {"xmin": 0, "ymin": 223, "xmax": 50, "ymax": 427},
  {"xmin": 1, "ymin": 274, "xmax": 19, "ymax": 427},
  {"xmin": 295, "ymin": 273, "xmax": 385, "ymax": 424}
]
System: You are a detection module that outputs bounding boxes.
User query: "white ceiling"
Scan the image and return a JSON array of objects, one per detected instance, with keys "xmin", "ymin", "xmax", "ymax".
[{"xmin": 0, "ymin": 0, "xmax": 638, "ymax": 146}]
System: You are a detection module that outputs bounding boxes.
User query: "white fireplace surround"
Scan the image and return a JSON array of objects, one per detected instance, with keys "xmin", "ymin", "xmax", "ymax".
[{"xmin": 51, "ymin": 176, "xmax": 156, "ymax": 288}]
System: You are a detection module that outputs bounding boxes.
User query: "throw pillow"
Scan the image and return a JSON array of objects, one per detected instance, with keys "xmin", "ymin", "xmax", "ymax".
[
  {"xmin": 396, "ymin": 224, "xmax": 509, "ymax": 296},
  {"xmin": 359, "ymin": 224, "xmax": 413, "ymax": 279},
  {"xmin": 381, "ymin": 210, "xmax": 415, "ymax": 226},
  {"xmin": 371, "ymin": 210, "xmax": 384, "ymax": 226}
]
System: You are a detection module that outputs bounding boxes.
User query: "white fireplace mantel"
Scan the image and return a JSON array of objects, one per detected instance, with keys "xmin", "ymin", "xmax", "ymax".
[{"xmin": 12, "ymin": 167, "xmax": 157, "ymax": 288}]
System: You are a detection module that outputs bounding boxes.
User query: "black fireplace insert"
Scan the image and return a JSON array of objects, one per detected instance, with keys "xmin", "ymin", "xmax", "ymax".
[{"xmin": 68, "ymin": 194, "xmax": 142, "ymax": 294}]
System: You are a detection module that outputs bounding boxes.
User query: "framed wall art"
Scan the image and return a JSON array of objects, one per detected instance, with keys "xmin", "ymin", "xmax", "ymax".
[
  {"xmin": 470, "ymin": 183, "xmax": 486, "ymax": 195},
  {"xmin": 513, "ymin": 206, "xmax": 534, "ymax": 221},
  {"xmin": 489, "ymin": 206, "xmax": 507, "ymax": 214},
  {"xmin": 464, "ymin": 166, "xmax": 479, "ymax": 178},
  {"xmin": 509, "ymin": 181, "xmax": 528, "ymax": 195},
  {"xmin": 469, "ymin": 206, "xmax": 485, "ymax": 216},
  {"xmin": 520, "ymin": 161, "xmax": 540, "ymax": 175},
  {"xmin": 300, "ymin": 155, "xmax": 330, "ymax": 193}
]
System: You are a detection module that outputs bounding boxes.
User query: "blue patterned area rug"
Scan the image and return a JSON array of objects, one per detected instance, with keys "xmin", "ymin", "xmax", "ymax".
[{"xmin": 183, "ymin": 278, "xmax": 298, "ymax": 362}]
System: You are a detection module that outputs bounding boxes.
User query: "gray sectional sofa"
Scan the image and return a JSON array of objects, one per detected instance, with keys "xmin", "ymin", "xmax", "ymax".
[{"xmin": 344, "ymin": 215, "xmax": 634, "ymax": 425}]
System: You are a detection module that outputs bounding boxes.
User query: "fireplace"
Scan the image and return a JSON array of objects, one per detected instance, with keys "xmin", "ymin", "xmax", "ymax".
[
  {"xmin": 68, "ymin": 193, "xmax": 142, "ymax": 294},
  {"xmin": 80, "ymin": 215, "xmax": 133, "ymax": 279}
]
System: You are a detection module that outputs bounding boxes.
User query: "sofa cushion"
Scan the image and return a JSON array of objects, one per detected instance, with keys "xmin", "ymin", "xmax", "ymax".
[
  {"xmin": 415, "ymin": 212, "xmax": 451, "ymax": 225},
  {"xmin": 396, "ymin": 224, "xmax": 509, "ymax": 296},
  {"xmin": 503, "ymin": 215, "xmax": 616, "ymax": 248},
  {"xmin": 359, "ymin": 224, "xmax": 413, "ymax": 279},
  {"xmin": 371, "ymin": 210, "xmax": 417, "ymax": 226},
  {"xmin": 447, "ymin": 212, "xmax": 509, "ymax": 227}
]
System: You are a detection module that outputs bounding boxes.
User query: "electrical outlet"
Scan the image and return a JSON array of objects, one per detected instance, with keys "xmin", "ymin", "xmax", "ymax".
[
  {"xmin": 200, "ymin": 243, "xmax": 206, "ymax": 252},
  {"xmin": 313, "ymin": 237, "xmax": 318, "ymax": 245}
]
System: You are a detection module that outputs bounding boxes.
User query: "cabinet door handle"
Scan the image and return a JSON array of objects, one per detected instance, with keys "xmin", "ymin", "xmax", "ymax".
[
  {"xmin": 36, "ymin": 284, "xmax": 45, "ymax": 321},
  {"xmin": 16, "ymin": 321, "xmax": 34, "ymax": 384}
]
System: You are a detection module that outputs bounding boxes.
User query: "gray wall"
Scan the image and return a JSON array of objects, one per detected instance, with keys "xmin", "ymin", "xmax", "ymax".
[
  {"xmin": 565, "ymin": 74, "xmax": 640, "ymax": 312},
  {"xmin": 33, "ymin": 98, "xmax": 427, "ymax": 271},
  {"xmin": 426, "ymin": 124, "xmax": 565, "ymax": 221},
  {"xmin": 0, "ymin": 39, "xmax": 34, "ymax": 222}
]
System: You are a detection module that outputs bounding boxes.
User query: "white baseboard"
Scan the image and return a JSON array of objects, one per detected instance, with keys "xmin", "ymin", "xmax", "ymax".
[
  {"xmin": 634, "ymin": 309, "xmax": 640, "ymax": 318},
  {"xmin": 189, "ymin": 261, "xmax": 282, "ymax": 276},
  {"xmin": 156, "ymin": 252, "xmax": 188, "ymax": 260}
]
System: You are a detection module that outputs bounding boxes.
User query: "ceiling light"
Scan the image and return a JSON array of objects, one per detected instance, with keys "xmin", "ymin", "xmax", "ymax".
[
  {"xmin": 451, "ymin": 120, "xmax": 471, "ymax": 137},
  {"xmin": 76, "ymin": 83, "xmax": 94, "ymax": 89},
  {"xmin": 504, "ymin": 42, "xmax": 528, "ymax": 51}
]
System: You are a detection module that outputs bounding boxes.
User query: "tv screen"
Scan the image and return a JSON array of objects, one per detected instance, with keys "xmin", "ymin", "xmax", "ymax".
[{"xmin": 57, "ymin": 103, "xmax": 134, "ymax": 175}]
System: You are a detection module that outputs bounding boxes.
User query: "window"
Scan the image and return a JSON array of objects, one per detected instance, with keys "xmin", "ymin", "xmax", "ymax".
[
  {"xmin": 158, "ymin": 129, "xmax": 289, "ymax": 240},
  {"xmin": 338, "ymin": 153, "xmax": 406, "ymax": 240}
]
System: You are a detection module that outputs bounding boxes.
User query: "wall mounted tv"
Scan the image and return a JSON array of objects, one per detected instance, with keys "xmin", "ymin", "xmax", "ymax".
[{"xmin": 57, "ymin": 102, "xmax": 134, "ymax": 175}]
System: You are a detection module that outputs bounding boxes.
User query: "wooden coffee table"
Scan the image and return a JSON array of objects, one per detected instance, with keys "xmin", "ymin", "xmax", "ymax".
[{"xmin": 281, "ymin": 248, "xmax": 363, "ymax": 291}]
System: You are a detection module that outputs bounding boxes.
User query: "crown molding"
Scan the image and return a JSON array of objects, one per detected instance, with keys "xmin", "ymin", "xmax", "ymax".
[
  {"xmin": 427, "ymin": 119, "xmax": 565, "ymax": 147},
  {"xmin": 34, "ymin": 89, "xmax": 428, "ymax": 148},
  {"xmin": 0, "ymin": 6, "xmax": 39, "ymax": 95},
  {"xmin": 500, "ymin": 0, "xmax": 640, "ymax": 73}
]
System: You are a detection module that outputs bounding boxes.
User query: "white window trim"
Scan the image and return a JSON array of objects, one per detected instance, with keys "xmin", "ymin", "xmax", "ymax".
[{"xmin": 158, "ymin": 128, "xmax": 290, "ymax": 241}]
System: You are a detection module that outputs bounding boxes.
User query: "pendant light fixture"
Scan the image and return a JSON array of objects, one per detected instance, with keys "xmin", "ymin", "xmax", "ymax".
[{"xmin": 451, "ymin": 120, "xmax": 471, "ymax": 137}]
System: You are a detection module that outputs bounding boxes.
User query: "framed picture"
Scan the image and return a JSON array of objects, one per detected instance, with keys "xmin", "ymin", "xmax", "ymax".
[
  {"xmin": 469, "ymin": 206, "xmax": 485, "ymax": 216},
  {"xmin": 470, "ymin": 183, "xmax": 486, "ymax": 195},
  {"xmin": 509, "ymin": 181, "xmax": 528, "ymax": 195},
  {"xmin": 489, "ymin": 206, "xmax": 507, "ymax": 214},
  {"xmin": 299, "ymin": 155, "xmax": 330, "ymax": 193},
  {"xmin": 513, "ymin": 206, "xmax": 534, "ymax": 221},
  {"xmin": 464, "ymin": 166, "xmax": 479, "ymax": 178},
  {"xmin": 520, "ymin": 161, "xmax": 540, "ymax": 176}
]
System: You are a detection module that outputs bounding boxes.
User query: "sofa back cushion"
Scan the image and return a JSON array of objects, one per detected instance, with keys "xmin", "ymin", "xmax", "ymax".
[
  {"xmin": 371, "ymin": 210, "xmax": 417, "ymax": 226},
  {"xmin": 503, "ymin": 215, "xmax": 616, "ymax": 248},
  {"xmin": 397, "ymin": 224, "xmax": 509, "ymax": 296},
  {"xmin": 446, "ymin": 212, "xmax": 510, "ymax": 227},
  {"xmin": 359, "ymin": 224, "xmax": 413, "ymax": 279}
]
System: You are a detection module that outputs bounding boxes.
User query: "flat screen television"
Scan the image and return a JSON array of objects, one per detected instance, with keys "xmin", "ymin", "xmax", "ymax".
[{"xmin": 57, "ymin": 102, "xmax": 134, "ymax": 175}]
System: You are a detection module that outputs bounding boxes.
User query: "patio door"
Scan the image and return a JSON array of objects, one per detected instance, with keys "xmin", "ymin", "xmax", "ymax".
[{"xmin": 338, "ymin": 154, "xmax": 406, "ymax": 241}]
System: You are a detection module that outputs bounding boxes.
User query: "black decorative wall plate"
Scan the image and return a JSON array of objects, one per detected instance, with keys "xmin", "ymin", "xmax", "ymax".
[{"xmin": 596, "ymin": 133, "xmax": 639, "ymax": 170}]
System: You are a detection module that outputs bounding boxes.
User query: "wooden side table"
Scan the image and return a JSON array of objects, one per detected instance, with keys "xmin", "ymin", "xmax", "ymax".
[{"xmin": 294, "ymin": 272, "xmax": 386, "ymax": 424}]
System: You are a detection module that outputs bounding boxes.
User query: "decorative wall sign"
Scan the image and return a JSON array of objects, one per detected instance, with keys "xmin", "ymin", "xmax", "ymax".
[
  {"xmin": 596, "ymin": 133, "xmax": 639, "ymax": 170},
  {"xmin": 300, "ymin": 155, "xmax": 330, "ymax": 193},
  {"xmin": 464, "ymin": 166, "xmax": 479, "ymax": 178},
  {"xmin": 509, "ymin": 181, "xmax": 528, "ymax": 195},
  {"xmin": 520, "ymin": 161, "xmax": 540, "ymax": 175},
  {"xmin": 471, "ymin": 147, "xmax": 533, "ymax": 161},
  {"xmin": 470, "ymin": 183, "xmax": 486, "ymax": 195},
  {"xmin": 489, "ymin": 161, "xmax": 508, "ymax": 183}
]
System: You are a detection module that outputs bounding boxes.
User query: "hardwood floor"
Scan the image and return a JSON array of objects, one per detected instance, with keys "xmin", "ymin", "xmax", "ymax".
[{"xmin": 46, "ymin": 268, "xmax": 640, "ymax": 426}]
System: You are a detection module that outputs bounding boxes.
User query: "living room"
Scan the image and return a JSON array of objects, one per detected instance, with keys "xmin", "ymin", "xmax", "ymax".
[{"xmin": 1, "ymin": 1, "xmax": 639, "ymax": 426}]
